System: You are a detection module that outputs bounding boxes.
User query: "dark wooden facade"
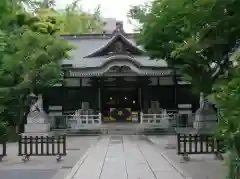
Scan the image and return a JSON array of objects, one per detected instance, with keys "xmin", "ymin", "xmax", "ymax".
[{"xmin": 43, "ymin": 75, "xmax": 199, "ymax": 117}]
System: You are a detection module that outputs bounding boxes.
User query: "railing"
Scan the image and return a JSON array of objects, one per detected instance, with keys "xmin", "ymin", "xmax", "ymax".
[
  {"xmin": 0, "ymin": 135, "xmax": 7, "ymax": 161},
  {"xmin": 140, "ymin": 112, "xmax": 218, "ymax": 135},
  {"xmin": 50, "ymin": 113, "xmax": 102, "ymax": 130},
  {"xmin": 49, "ymin": 112, "xmax": 218, "ymax": 135},
  {"xmin": 140, "ymin": 112, "xmax": 173, "ymax": 129},
  {"xmin": 18, "ymin": 135, "xmax": 66, "ymax": 162},
  {"xmin": 177, "ymin": 133, "xmax": 222, "ymax": 161},
  {"xmin": 68, "ymin": 114, "xmax": 101, "ymax": 130}
]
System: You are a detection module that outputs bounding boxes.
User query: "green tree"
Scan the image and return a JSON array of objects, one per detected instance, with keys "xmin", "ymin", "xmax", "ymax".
[
  {"xmin": 57, "ymin": 1, "xmax": 103, "ymax": 34},
  {"xmin": 0, "ymin": 0, "xmax": 73, "ymax": 133},
  {"xmin": 129, "ymin": 0, "xmax": 240, "ymax": 95},
  {"xmin": 0, "ymin": 0, "xmax": 103, "ymax": 135},
  {"xmin": 212, "ymin": 53, "xmax": 240, "ymax": 178},
  {"xmin": 129, "ymin": 1, "xmax": 240, "ymax": 177},
  {"xmin": 27, "ymin": 0, "xmax": 104, "ymax": 34}
]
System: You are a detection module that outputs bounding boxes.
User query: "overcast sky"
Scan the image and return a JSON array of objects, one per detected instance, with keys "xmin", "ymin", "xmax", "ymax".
[{"xmin": 56, "ymin": 0, "xmax": 148, "ymax": 32}]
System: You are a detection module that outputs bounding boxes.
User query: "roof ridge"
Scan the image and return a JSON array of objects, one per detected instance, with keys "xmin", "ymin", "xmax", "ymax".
[{"xmin": 59, "ymin": 33, "xmax": 137, "ymax": 40}]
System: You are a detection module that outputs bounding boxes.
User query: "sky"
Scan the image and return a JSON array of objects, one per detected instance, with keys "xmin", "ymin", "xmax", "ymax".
[{"xmin": 56, "ymin": 0, "xmax": 148, "ymax": 32}]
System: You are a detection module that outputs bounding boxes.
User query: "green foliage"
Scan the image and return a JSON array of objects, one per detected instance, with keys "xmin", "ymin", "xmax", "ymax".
[
  {"xmin": 0, "ymin": 121, "xmax": 8, "ymax": 136},
  {"xmin": 129, "ymin": 0, "xmax": 240, "ymax": 94},
  {"xmin": 129, "ymin": 0, "xmax": 240, "ymax": 177},
  {"xmin": 213, "ymin": 65, "xmax": 240, "ymax": 153},
  {"xmin": 0, "ymin": 0, "xmax": 73, "ymax": 132},
  {"xmin": 0, "ymin": 0, "xmax": 103, "ymax": 134},
  {"xmin": 57, "ymin": 1, "xmax": 103, "ymax": 34},
  {"xmin": 0, "ymin": 0, "xmax": 103, "ymax": 131},
  {"xmin": 29, "ymin": 0, "xmax": 104, "ymax": 34},
  {"xmin": 226, "ymin": 152, "xmax": 240, "ymax": 179}
]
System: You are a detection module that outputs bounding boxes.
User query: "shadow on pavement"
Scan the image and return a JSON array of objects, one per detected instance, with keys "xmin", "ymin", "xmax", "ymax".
[{"xmin": 0, "ymin": 169, "xmax": 57, "ymax": 179}]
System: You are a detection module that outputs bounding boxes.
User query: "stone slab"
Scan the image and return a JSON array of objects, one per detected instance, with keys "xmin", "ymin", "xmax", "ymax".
[
  {"xmin": 72, "ymin": 137, "xmax": 109, "ymax": 179},
  {"xmin": 67, "ymin": 136, "xmax": 187, "ymax": 179},
  {"xmin": 21, "ymin": 132, "xmax": 54, "ymax": 137},
  {"xmin": 154, "ymin": 170, "xmax": 186, "ymax": 178},
  {"xmin": 24, "ymin": 123, "xmax": 50, "ymax": 133},
  {"xmin": 124, "ymin": 140, "xmax": 156, "ymax": 179},
  {"xmin": 100, "ymin": 142, "xmax": 127, "ymax": 179}
]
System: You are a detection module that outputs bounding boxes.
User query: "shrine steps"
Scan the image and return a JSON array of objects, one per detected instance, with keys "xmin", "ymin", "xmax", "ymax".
[{"xmin": 52, "ymin": 124, "xmax": 175, "ymax": 136}]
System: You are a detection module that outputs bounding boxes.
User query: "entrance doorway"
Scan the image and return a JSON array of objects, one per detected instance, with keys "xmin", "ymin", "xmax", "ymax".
[{"xmin": 102, "ymin": 88, "xmax": 140, "ymax": 122}]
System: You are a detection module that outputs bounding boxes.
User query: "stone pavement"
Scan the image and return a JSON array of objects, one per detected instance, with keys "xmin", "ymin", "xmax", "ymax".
[
  {"xmin": 148, "ymin": 135, "xmax": 227, "ymax": 179},
  {"xmin": 0, "ymin": 136, "xmax": 100, "ymax": 179},
  {"xmin": 66, "ymin": 135, "xmax": 190, "ymax": 179}
]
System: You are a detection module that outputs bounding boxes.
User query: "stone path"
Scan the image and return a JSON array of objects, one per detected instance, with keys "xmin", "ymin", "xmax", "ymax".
[{"xmin": 67, "ymin": 136, "xmax": 189, "ymax": 179}]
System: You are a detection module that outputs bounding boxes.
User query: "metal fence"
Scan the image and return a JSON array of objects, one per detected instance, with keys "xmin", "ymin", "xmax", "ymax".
[
  {"xmin": 0, "ymin": 135, "xmax": 7, "ymax": 161},
  {"xmin": 18, "ymin": 135, "xmax": 66, "ymax": 162},
  {"xmin": 177, "ymin": 133, "xmax": 223, "ymax": 161}
]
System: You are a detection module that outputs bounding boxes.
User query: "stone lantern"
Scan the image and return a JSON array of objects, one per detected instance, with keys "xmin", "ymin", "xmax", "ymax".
[{"xmin": 193, "ymin": 92, "xmax": 218, "ymax": 133}]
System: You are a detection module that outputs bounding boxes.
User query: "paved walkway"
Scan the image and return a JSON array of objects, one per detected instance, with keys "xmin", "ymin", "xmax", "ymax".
[
  {"xmin": 0, "ymin": 136, "xmax": 99, "ymax": 179},
  {"xmin": 67, "ymin": 136, "xmax": 189, "ymax": 179},
  {"xmin": 149, "ymin": 135, "xmax": 227, "ymax": 179}
]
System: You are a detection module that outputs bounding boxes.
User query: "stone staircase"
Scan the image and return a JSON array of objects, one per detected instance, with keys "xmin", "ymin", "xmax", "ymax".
[
  {"xmin": 52, "ymin": 123, "xmax": 175, "ymax": 136},
  {"xmin": 101, "ymin": 123, "xmax": 141, "ymax": 135}
]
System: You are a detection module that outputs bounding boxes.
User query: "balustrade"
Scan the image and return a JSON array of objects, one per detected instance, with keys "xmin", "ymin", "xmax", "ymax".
[
  {"xmin": 51, "ymin": 113, "xmax": 102, "ymax": 130},
  {"xmin": 140, "ymin": 112, "xmax": 172, "ymax": 129}
]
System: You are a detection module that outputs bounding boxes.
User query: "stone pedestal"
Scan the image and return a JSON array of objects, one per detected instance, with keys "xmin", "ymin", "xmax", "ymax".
[
  {"xmin": 22, "ymin": 111, "xmax": 54, "ymax": 136},
  {"xmin": 24, "ymin": 123, "xmax": 51, "ymax": 133}
]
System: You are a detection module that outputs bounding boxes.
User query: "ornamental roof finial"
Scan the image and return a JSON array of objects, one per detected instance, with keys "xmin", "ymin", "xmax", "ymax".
[{"xmin": 112, "ymin": 21, "xmax": 125, "ymax": 35}]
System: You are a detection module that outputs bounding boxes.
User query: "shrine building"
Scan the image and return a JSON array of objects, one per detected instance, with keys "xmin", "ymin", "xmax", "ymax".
[{"xmin": 42, "ymin": 22, "xmax": 199, "ymax": 122}]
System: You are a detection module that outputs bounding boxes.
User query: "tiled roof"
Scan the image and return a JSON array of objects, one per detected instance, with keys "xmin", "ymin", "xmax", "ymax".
[{"xmin": 61, "ymin": 34, "xmax": 167, "ymax": 68}]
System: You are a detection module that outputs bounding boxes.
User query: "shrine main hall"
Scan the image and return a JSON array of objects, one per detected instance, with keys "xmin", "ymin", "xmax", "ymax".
[{"xmin": 42, "ymin": 22, "xmax": 199, "ymax": 122}]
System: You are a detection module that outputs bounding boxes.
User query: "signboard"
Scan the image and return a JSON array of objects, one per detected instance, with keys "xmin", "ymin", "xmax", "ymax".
[
  {"xmin": 110, "ymin": 108, "xmax": 131, "ymax": 121},
  {"xmin": 131, "ymin": 112, "xmax": 138, "ymax": 121}
]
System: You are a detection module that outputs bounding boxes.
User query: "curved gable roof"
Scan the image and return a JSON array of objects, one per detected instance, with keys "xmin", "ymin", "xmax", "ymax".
[
  {"xmin": 84, "ymin": 33, "xmax": 145, "ymax": 58},
  {"xmin": 101, "ymin": 55, "xmax": 142, "ymax": 68}
]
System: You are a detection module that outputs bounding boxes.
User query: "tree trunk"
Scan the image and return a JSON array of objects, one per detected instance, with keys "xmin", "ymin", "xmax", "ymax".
[
  {"xmin": 17, "ymin": 94, "xmax": 26, "ymax": 134},
  {"xmin": 234, "ymin": 133, "xmax": 240, "ymax": 157}
]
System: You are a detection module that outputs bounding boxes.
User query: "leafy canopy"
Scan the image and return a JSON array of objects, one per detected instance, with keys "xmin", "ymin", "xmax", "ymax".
[
  {"xmin": 130, "ymin": 1, "xmax": 240, "ymax": 175},
  {"xmin": 129, "ymin": 0, "xmax": 240, "ymax": 94},
  {"xmin": 0, "ymin": 0, "xmax": 73, "ymax": 128}
]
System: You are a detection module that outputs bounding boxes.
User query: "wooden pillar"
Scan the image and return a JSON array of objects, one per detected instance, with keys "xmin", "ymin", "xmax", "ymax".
[
  {"xmin": 142, "ymin": 87, "xmax": 149, "ymax": 113},
  {"xmin": 98, "ymin": 87, "xmax": 101, "ymax": 112},
  {"xmin": 62, "ymin": 67, "xmax": 69, "ymax": 114},
  {"xmin": 139, "ymin": 87, "xmax": 142, "ymax": 110},
  {"xmin": 173, "ymin": 68, "xmax": 178, "ymax": 111},
  {"xmin": 141, "ymin": 77, "xmax": 149, "ymax": 113},
  {"xmin": 62, "ymin": 85, "xmax": 66, "ymax": 115}
]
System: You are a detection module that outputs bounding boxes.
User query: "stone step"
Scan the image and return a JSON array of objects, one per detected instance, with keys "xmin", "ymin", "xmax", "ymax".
[{"xmin": 52, "ymin": 126, "xmax": 176, "ymax": 136}]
